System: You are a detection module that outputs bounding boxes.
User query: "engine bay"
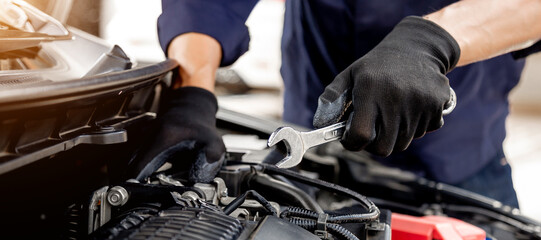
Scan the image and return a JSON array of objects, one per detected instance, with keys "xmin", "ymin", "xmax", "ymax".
[{"xmin": 63, "ymin": 109, "xmax": 541, "ymax": 240}]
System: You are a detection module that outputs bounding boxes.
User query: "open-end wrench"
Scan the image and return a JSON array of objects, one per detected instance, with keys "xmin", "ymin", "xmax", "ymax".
[{"xmin": 268, "ymin": 87, "xmax": 457, "ymax": 168}]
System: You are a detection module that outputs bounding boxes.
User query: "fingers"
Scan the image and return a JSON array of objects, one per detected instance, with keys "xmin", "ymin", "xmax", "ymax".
[
  {"xmin": 313, "ymin": 71, "xmax": 353, "ymax": 128},
  {"xmin": 341, "ymin": 106, "xmax": 377, "ymax": 151},
  {"xmin": 205, "ymin": 137, "xmax": 226, "ymax": 164},
  {"xmin": 414, "ymin": 113, "xmax": 430, "ymax": 139},
  {"xmin": 363, "ymin": 109, "xmax": 409, "ymax": 156},
  {"xmin": 134, "ymin": 140, "xmax": 196, "ymax": 181},
  {"xmin": 413, "ymin": 102, "xmax": 446, "ymax": 138},
  {"xmin": 425, "ymin": 103, "xmax": 445, "ymax": 133},
  {"xmin": 427, "ymin": 86, "xmax": 449, "ymax": 132},
  {"xmin": 393, "ymin": 117, "xmax": 417, "ymax": 152},
  {"xmin": 364, "ymin": 120, "xmax": 398, "ymax": 157},
  {"xmin": 189, "ymin": 151, "xmax": 224, "ymax": 183},
  {"xmin": 342, "ymin": 106, "xmax": 422, "ymax": 156}
]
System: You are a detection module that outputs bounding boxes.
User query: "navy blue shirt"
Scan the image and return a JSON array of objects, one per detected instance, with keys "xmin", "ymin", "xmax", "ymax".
[{"xmin": 158, "ymin": 0, "xmax": 532, "ymax": 184}]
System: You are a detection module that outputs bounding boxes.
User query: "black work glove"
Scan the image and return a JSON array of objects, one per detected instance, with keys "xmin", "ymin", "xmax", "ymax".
[
  {"xmin": 131, "ymin": 87, "xmax": 225, "ymax": 183},
  {"xmin": 313, "ymin": 16, "xmax": 460, "ymax": 156}
]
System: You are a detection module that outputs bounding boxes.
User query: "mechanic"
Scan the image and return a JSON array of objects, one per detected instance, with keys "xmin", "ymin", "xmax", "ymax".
[{"xmin": 130, "ymin": 0, "xmax": 541, "ymax": 208}]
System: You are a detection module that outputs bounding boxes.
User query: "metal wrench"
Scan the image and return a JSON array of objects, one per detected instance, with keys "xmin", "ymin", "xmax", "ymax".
[{"xmin": 267, "ymin": 87, "xmax": 457, "ymax": 168}]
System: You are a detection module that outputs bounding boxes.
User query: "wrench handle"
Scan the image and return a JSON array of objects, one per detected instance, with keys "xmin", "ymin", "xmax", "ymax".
[{"xmin": 301, "ymin": 121, "xmax": 346, "ymax": 150}]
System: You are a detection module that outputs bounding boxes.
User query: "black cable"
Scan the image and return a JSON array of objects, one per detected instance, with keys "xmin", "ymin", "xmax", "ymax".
[
  {"xmin": 287, "ymin": 218, "xmax": 360, "ymax": 240},
  {"xmin": 327, "ymin": 223, "xmax": 360, "ymax": 240},
  {"xmin": 223, "ymin": 190, "xmax": 277, "ymax": 216},
  {"xmin": 258, "ymin": 165, "xmax": 375, "ymax": 239},
  {"xmin": 327, "ymin": 214, "xmax": 377, "ymax": 224},
  {"xmin": 288, "ymin": 217, "xmax": 317, "ymax": 230},
  {"xmin": 280, "ymin": 207, "xmax": 319, "ymax": 219},
  {"xmin": 250, "ymin": 174, "xmax": 324, "ymax": 213},
  {"xmin": 260, "ymin": 164, "xmax": 380, "ymax": 223},
  {"xmin": 281, "ymin": 206, "xmax": 379, "ymax": 225},
  {"xmin": 442, "ymin": 204, "xmax": 541, "ymax": 235}
]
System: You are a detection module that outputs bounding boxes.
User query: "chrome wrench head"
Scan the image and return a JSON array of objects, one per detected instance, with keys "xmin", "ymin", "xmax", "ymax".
[
  {"xmin": 267, "ymin": 122, "xmax": 346, "ymax": 168},
  {"xmin": 267, "ymin": 126, "xmax": 306, "ymax": 168}
]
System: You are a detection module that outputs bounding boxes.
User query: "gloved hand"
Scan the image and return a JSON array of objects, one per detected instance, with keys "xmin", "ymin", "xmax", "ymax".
[
  {"xmin": 131, "ymin": 87, "xmax": 225, "ymax": 183},
  {"xmin": 313, "ymin": 16, "xmax": 460, "ymax": 156}
]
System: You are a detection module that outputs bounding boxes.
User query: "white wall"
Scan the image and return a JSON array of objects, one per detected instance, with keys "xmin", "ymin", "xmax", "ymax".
[
  {"xmin": 99, "ymin": 0, "xmax": 164, "ymax": 62},
  {"xmin": 510, "ymin": 53, "xmax": 541, "ymax": 108}
]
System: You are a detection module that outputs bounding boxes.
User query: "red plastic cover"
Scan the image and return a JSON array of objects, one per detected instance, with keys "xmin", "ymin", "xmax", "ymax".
[{"xmin": 391, "ymin": 213, "xmax": 486, "ymax": 240}]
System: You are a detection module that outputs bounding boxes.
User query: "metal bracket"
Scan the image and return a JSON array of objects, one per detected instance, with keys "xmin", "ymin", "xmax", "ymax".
[
  {"xmin": 193, "ymin": 177, "xmax": 228, "ymax": 205},
  {"xmin": 88, "ymin": 186, "xmax": 110, "ymax": 234}
]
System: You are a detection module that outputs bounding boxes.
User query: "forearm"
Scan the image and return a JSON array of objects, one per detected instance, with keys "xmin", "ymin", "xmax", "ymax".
[
  {"xmin": 167, "ymin": 33, "xmax": 222, "ymax": 92},
  {"xmin": 158, "ymin": 0, "xmax": 259, "ymax": 90},
  {"xmin": 425, "ymin": 0, "xmax": 541, "ymax": 66}
]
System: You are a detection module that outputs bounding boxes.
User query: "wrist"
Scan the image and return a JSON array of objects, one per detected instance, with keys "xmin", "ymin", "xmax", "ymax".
[
  {"xmin": 424, "ymin": 6, "xmax": 472, "ymax": 66},
  {"xmin": 174, "ymin": 66, "xmax": 217, "ymax": 92},
  {"xmin": 394, "ymin": 16, "xmax": 461, "ymax": 73},
  {"xmin": 168, "ymin": 33, "xmax": 221, "ymax": 92}
]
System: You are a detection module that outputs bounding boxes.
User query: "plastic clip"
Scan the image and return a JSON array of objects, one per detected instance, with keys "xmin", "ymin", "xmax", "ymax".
[{"xmin": 315, "ymin": 213, "xmax": 329, "ymax": 239}]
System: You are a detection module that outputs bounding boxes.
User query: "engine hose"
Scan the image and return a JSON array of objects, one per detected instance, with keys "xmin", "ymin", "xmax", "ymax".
[
  {"xmin": 280, "ymin": 207, "xmax": 319, "ymax": 219},
  {"xmin": 287, "ymin": 218, "xmax": 359, "ymax": 240},
  {"xmin": 250, "ymin": 174, "xmax": 324, "ymax": 213},
  {"xmin": 327, "ymin": 223, "xmax": 360, "ymax": 240},
  {"xmin": 260, "ymin": 164, "xmax": 379, "ymax": 223},
  {"xmin": 282, "ymin": 206, "xmax": 377, "ymax": 224},
  {"xmin": 288, "ymin": 217, "xmax": 317, "ymax": 230},
  {"xmin": 223, "ymin": 190, "xmax": 277, "ymax": 216},
  {"xmin": 328, "ymin": 214, "xmax": 377, "ymax": 224}
]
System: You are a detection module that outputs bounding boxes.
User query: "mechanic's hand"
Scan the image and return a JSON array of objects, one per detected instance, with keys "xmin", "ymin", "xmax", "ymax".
[
  {"xmin": 132, "ymin": 87, "xmax": 225, "ymax": 183},
  {"xmin": 313, "ymin": 16, "xmax": 460, "ymax": 156}
]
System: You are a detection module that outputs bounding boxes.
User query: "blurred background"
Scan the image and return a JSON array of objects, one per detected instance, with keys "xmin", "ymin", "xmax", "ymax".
[{"xmin": 31, "ymin": 0, "xmax": 541, "ymax": 221}]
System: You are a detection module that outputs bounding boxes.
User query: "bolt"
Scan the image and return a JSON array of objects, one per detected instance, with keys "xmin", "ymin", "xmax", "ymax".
[
  {"xmin": 511, "ymin": 208, "xmax": 520, "ymax": 215},
  {"xmin": 107, "ymin": 186, "xmax": 129, "ymax": 206},
  {"xmin": 220, "ymin": 189, "xmax": 228, "ymax": 198},
  {"xmin": 98, "ymin": 126, "xmax": 115, "ymax": 132}
]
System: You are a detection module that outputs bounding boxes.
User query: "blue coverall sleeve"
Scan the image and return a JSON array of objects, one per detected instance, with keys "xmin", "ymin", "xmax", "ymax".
[
  {"xmin": 512, "ymin": 40, "xmax": 541, "ymax": 59},
  {"xmin": 158, "ymin": 0, "xmax": 259, "ymax": 66}
]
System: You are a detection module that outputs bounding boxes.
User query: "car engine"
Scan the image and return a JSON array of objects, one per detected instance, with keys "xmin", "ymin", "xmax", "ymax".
[
  {"xmin": 67, "ymin": 110, "xmax": 540, "ymax": 240},
  {"xmin": 83, "ymin": 149, "xmax": 387, "ymax": 240}
]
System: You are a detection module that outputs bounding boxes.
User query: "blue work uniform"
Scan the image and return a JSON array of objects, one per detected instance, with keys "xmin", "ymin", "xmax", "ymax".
[{"xmin": 158, "ymin": 0, "xmax": 539, "ymax": 206}]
